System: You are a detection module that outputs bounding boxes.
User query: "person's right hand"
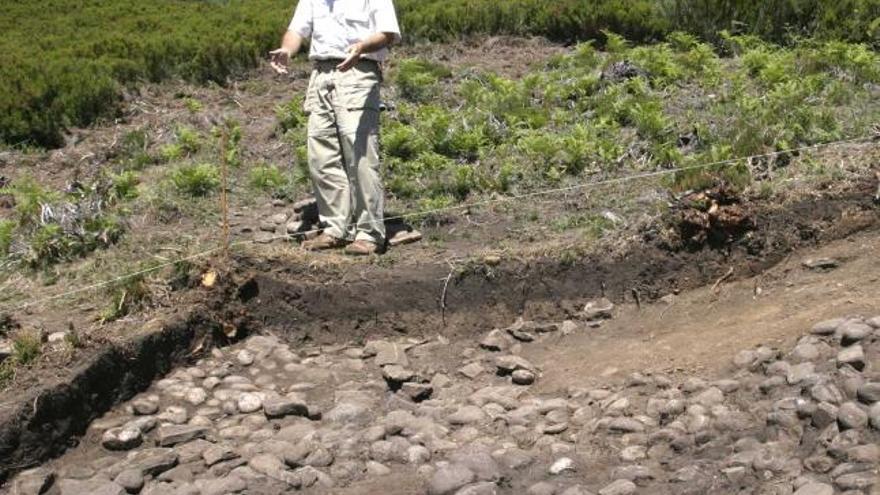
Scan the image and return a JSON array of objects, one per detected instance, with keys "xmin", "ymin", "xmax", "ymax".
[{"xmin": 269, "ymin": 48, "xmax": 291, "ymax": 75}]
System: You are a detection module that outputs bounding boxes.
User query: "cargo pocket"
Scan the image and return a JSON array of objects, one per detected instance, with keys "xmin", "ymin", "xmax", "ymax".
[
  {"xmin": 337, "ymin": 82, "xmax": 380, "ymax": 136},
  {"xmin": 339, "ymin": 82, "xmax": 380, "ymax": 112}
]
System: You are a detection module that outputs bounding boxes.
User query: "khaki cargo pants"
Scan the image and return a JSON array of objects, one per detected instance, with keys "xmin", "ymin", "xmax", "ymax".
[{"xmin": 303, "ymin": 59, "xmax": 385, "ymax": 244}]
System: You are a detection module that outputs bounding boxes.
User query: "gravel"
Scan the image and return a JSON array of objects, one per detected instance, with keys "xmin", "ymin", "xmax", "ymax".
[{"xmin": 13, "ymin": 313, "xmax": 880, "ymax": 495}]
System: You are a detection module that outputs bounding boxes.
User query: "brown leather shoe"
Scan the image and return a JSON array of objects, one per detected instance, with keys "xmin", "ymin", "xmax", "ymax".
[
  {"xmin": 301, "ymin": 233, "xmax": 348, "ymax": 251},
  {"xmin": 344, "ymin": 239, "xmax": 383, "ymax": 256}
]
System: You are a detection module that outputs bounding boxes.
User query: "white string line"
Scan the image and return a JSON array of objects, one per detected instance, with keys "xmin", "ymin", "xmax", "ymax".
[
  {"xmin": 3, "ymin": 134, "xmax": 876, "ymax": 313},
  {"xmin": 260, "ymin": 134, "xmax": 877, "ymax": 241}
]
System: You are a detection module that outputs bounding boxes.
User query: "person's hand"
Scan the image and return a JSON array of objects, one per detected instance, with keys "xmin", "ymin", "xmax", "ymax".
[
  {"xmin": 336, "ymin": 43, "xmax": 364, "ymax": 72},
  {"xmin": 269, "ymin": 48, "xmax": 292, "ymax": 75}
]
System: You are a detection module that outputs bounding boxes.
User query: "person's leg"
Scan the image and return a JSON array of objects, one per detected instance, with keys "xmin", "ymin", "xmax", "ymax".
[
  {"xmin": 306, "ymin": 68, "xmax": 352, "ymax": 242},
  {"xmin": 334, "ymin": 62, "xmax": 386, "ymax": 247}
]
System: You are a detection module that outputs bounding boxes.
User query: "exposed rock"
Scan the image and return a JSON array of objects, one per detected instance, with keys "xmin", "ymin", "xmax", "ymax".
[
  {"xmin": 203, "ymin": 445, "xmax": 239, "ymax": 467},
  {"xmin": 102, "ymin": 427, "xmax": 143, "ymax": 451},
  {"xmin": 248, "ymin": 453, "xmax": 302, "ymax": 487},
  {"xmin": 237, "ymin": 393, "xmax": 263, "ymax": 413},
  {"xmin": 382, "ymin": 364, "xmax": 416, "ymax": 384},
  {"xmin": 428, "ymin": 464, "xmax": 476, "ymax": 495},
  {"xmin": 456, "ymin": 482, "xmax": 500, "ymax": 495},
  {"xmin": 837, "ymin": 345, "xmax": 865, "ymax": 370},
  {"xmin": 560, "ymin": 485, "xmax": 594, "ymax": 495},
  {"xmin": 449, "ymin": 448, "xmax": 501, "ymax": 482},
  {"xmin": 480, "ymin": 330, "xmax": 511, "ymax": 352},
  {"xmin": 114, "ymin": 469, "xmax": 145, "ymax": 494},
  {"xmin": 448, "ymin": 406, "xmax": 488, "ymax": 425},
  {"xmin": 57, "ymin": 479, "xmax": 126, "ymax": 495},
  {"xmin": 512, "ymin": 369, "xmax": 536, "ymax": 385},
  {"xmin": 401, "ymin": 382, "xmax": 434, "ymax": 402},
  {"xmin": 12, "ymin": 467, "xmax": 55, "ymax": 495},
  {"xmin": 459, "ymin": 363, "xmax": 485, "ymax": 380},
  {"xmin": 373, "ymin": 341, "xmax": 409, "ymax": 367},
  {"xmin": 802, "ymin": 258, "xmax": 839, "ymax": 270},
  {"xmin": 156, "ymin": 425, "xmax": 208, "ymax": 447},
  {"xmin": 263, "ymin": 395, "xmax": 308, "ymax": 418},
  {"xmin": 857, "ymin": 382, "xmax": 880, "ymax": 404},
  {"xmin": 607, "ymin": 418, "xmax": 645, "ymax": 433},
  {"xmin": 196, "ymin": 476, "xmax": 246, "ymax": 495},
  {"xmin": 123, "ymin": 448, "xmax": 179, "ymax": 476},
  {"xmin": 495, "ymin": 355, "xmax": 537, "ymax": 374},
  {"xmin": 839, "ymin": 321, "xmax": 872, "ymax": 345},
  {"xmin": 794, "ymin": 482, "xmax": 834, "ymax": 495},
  {"xmin": 812, "ymin": 319, "xmax": 844, "ymax": 335},
  {"xmin": 527, "ymin": 482, "xmax": 558, "ymax": 495},
  {"xmin": 598, "ymin": 479, "xmax": 636, "ymax": 495},
  {"xmin": 236, "ymin": 350, "xmax": 255, "ymax": 366},
  {"xmin": 582, "ymin": 298, "xmax": 614, "ymax": 320},
  {"xmin": 549, "ymin": 457, "xmax": 575, "ymax": 475},
  {"xmin": 132, "ymin": 399, "xmax": 159, "ymax": 416}
]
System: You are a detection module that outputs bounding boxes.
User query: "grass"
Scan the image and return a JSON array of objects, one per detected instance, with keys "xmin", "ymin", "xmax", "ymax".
[
  {"xmin": 0, "ymin": 329, "xmax": 43, "ymax": 386},
  {"xmin": 249, "ymin": 163, "xmax": 290, "ymax": 196},
  {"xmin": 551, "ymin": 212, "xmax": 617, "ymax": 239},
  {"xmin": 170, "ymin": 163, "xmax": 221, "ymax": 197},
  {"xmin": 0, "ymin": 220, "xmax": 14, "ymax": 256},
  {"xmin": 100, "ymin": 271, "xmax": 151, "ymax": 323}
]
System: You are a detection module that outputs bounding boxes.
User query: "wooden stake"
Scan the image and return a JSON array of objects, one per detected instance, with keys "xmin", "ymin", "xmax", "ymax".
[{"xmin": 219, "ymin": 123, "xmax": 230, "ymax": 261}]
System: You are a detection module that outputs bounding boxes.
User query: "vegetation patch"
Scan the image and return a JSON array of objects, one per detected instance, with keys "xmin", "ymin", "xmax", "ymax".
[
  {"xmin": 0, "ymin": 177, "xmax": 126, "ymax": 269},
  {"xmin": 381, "ymin": 33, "xmax": 879, "ymax": 215},
  {"xmin": 170, "ymin": 163, "xmax": 221, "ymax": 197}
]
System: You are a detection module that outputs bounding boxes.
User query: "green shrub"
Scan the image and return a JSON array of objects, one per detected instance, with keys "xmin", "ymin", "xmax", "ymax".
[
  {"xmin": 0, "ymin": 0, "xmax": 292, "ymax": 148},
  {"xmin": 118, "ymin": 129, "xmax": 155, "ymax": 169},
  {"xmin": 23, "ymin": 214, "xmax": 124, "ymax": 269},
  {"xmin": 276, "ymin": 96, "xmax": 307, "ymax": 134},
  {"xmin": 100, "ymin": 271, "xmax": 151, "ymax": 323},
  {"xmin": 0, "ymin": 220, "xmax": 15, "ymax": 257},
  {"xmin": 4, "ymin": 0, "xmax": 879, "ymax": 148},
  {"xmin": 394, "ymin": 58, "xmax": 452, "ymax": 101},
  {"xmin": 249, "ymin": 163, "xmax": 289, "ymax": 192},
  {"xmin": 383, "ymin": 122, "xmax": 431, "ymax": 160},
  {"xmin": 111, "ymin": 171, "xmax": 140, "ymax": 201},
  {"xmin": 175, "ymin": 126, "xmax": 202, "ymax": 155},
  {"xmin": 26, "ymin": 224, "xmax": 68, "ymax": 268},
  {"xmin": 183, "ymin": 97, "xmax": 203, "ymax": 113},
  {"xmin": 551, "ymin": 212, "xmax": 616, "ymax": 239},
  {"xmin": 171, "ymin": 163, "xmax": 220, "ymax": 196},
  {"xmin": 160, "ymin": 144, "xmax": 184, "ymax": 163},
  {"xmin": 213, "ymin": 119, "xmax": 243, "ymax": 168},
  {"xmin": 12, "ymin": 330, "xmax": 41, "ymax": 365},
  {"xmin": 1, "ymin": 177, "xmax": 60, "ymax": 226}
]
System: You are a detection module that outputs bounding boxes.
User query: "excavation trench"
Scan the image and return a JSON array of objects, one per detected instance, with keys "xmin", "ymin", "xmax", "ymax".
[{"xmin": 0, "ymin": 186, "xmax": 877, "ymax": 485}]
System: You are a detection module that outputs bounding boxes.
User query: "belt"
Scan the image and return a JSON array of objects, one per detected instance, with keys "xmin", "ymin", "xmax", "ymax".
[{"xmin": 313, "ymin": 58, "xmax": 379, "ymax": 67}]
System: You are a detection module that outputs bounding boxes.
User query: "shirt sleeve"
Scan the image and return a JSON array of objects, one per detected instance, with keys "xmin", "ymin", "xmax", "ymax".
[
  {"xmin": 288, "ymin": 0, "xmax": 313, "ymax": 38},
  {"xmin": 371, "ymin": 0, "xmax": 401, "ymax": 43}
]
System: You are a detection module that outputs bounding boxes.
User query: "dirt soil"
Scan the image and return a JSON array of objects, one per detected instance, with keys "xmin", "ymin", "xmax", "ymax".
[
  {"xmin": 2, "ymin": 231, "xmax": 878, "ymax": 495},
  {"xmin": 528, "ymin": 228, "xmax": 880, "ymax": 393}
]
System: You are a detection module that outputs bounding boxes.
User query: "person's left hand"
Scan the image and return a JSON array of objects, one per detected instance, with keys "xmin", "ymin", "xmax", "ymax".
[{"xmin": 336, "ymin": 43, "xmax": 364, "ymax": 72}]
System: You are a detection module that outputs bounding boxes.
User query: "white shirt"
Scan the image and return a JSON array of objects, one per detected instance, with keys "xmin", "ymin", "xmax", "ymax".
[{"xmin": 288, "ymin": 0, "xmax": 401, "ymax": 62}]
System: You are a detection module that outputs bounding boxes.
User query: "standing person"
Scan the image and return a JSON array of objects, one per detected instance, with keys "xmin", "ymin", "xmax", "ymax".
[{"xmin": 270, "ymin": 0, "xmax": 401, "ymax": 255}]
